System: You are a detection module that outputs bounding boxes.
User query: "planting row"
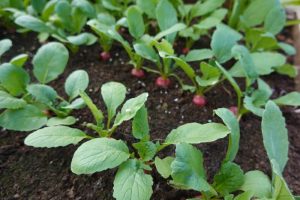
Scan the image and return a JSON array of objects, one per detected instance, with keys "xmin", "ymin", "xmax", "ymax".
[{"xmin": 0, "ymin": 0, "xmax": 300, "ymax": 199}]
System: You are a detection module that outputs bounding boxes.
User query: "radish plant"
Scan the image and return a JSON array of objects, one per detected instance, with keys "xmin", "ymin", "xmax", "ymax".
[
  {"xmin": 156, "ymin": 105, "xmax": 297, "ymax": 199},
  {"xmin": 24, "ymin": 81, "xmax": 234, "ymax": 200},
  {"xmin": 5, "ymin": 0, "xmax": 98, "ymax": 51},
  {"xmin": 0, "ymin": 40, "xmax": 89, "ymax": 131}
]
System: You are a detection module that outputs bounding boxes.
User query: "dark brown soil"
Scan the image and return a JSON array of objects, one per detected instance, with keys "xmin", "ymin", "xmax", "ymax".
[{"xmin": 0, "ymin": 26, "xmax": 299, "ymax": 200}]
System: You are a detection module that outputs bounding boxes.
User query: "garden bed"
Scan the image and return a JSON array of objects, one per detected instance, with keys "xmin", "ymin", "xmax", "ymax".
[{"xmin": 0, "ymin": 26, "xmax": 299, "ymax": 199}]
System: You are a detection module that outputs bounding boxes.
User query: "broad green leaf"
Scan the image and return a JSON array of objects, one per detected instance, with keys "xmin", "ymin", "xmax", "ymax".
[
  {"xmin": 215, "ymin": 108, "xmax": 240, "ymax": 162},
  {"xmin": 0, "ymin": 39, "xmax": 12, "ymax": 58},
  {"xmin": 31, "ymin": 0, "xmax": 47, "ymax": 13},
  {"xmin": 273, "ymin": 92, "xmax": 300, "ymax": 107},
  {"xmin": 241, "ymin": 0, "xmax": 275, "ymax": 27},
  {"xmin": 196, "ymin": 62, "xmax": 221, "ymax": 87},
  {"xmin": 0, "ymin": 105, "xmax": 47, "ymax": 131},
  {"xmin": 156, "ymin": 0, "xmax": 178, "ymax": 43},
  {"xmin": 62, "ymin": 98, "xmax": 85, "ymax": 110},
  {"xmin": 230, "ymin": 52, "xmax": 286, "ymax": 77},
  {"xmin": 240, "ymin": 170, "xmax": 272, "ymax": 198},
  {"xmin": 244, "ymin": 96, "xmax": 264, "ymax": 117},
  {"xmin": 126, "ymin": 6, "xmax": 145, "ymax": 39},
  {"xmin": 25, "ymin": 126, "xmax": 87, "ymax": 147},
  {"xmin": 136, "ymin": 0, "xmax": 157, "ymax": 18},
  {"xmin": 211, "ymin": 24, "xmax": 242, "ymax": 63},
  {"xmin": 72, "ymin": 0, "xmax": 96, "ymax": 18},
  {"xmin": 132, "ymin": 106, "xmax": 150, "ymax": 140},
  {"xmin": 0, "ymin": 63, "xmax": 30, "ymax": 96},
  {"xmin": 0, "ymin": 91, "xmax": 26, "ymax": 109},
  {"xmin": 191, "ymin": 0, "xmax": 225, "ymax": 17},
  {"xmin": 184, "ymin": 49, "xmax": 214, "ymax": 62},
  {"xmin": 67, "ymin": 33, "xmax": 97, "ymax": 46},
  {"xmin": 101, "ymin": 82, "xmax": 126, "ymax": 123},
  {"xmin": 154, "ymin": 156, "xmax": 174, "ymax": 179},
  {"xmin": 234, "ymin": 191, "xmax": 253, "ymax": 200},
  {"xmin": 134, "ymin": 43, "xmax": 159, "ymax": 62},
  {"xmin": 213, "ymin": 162, "xmax": 244, "ymax": 195},
  {"xmin": 262, "ymin": 101, "xmax": 289, "ymax": 173},
  {"xmin": 114, "ymin": 93, "xmax": 148, "ymax": 127},
  {"xmin": 71, "ymin": 138, "xmax": 130, "ymax": 174},
  {"xmin": 65, "ymin": 70, "xmax": 89, "ymax": 100},
  {"xmin": 165, "ymin": 123, "xmax": 230, "ymax": 144},
  {"xmin": 55, "ymin": 0, "xmax": 72, "ymax": 31},
  {"xmin": 46, "ymin": 116, "xmax": 77, "ymax": 126},
  {"xmin": 278, "ymin": 43, "xmax": 296, "ymax": 56},
  {"xmin": 33, "ymin": 42, "xmax": 69, "ymax": 84},
  {"xmin": 276, "ymin": 64, "xmax": 298, "ymax": 78},
  {"xmin": 231, "ymin": 45, "xmax": 258, "ymax": 82},
  {"xmin": 133, "ymin": 141, "xmax": 156, "ymax": 161},
  {"xmin": 171, "ymin": 143, "xmax": 214, "ymax": 193},
  {"xmin": 113, "ymin": 159, "xmax": 153, "ymax": 200},
  {"xmin": 264, "ymin": 5, "xmax": 286, "ymax": 35},
  {"xmin": 15, "ymin": 15, "xmax": 52, "ymax": 33},
  {"xmin": 154, "ymin": 23, "xmax": 186, "ymax": 41},
  {"xmin": 27, "ymin": 84, "xmax": 57, "ymax": 105},
  {"xmin": 79, "ymin": 91, "xmax": 103, "ymax": 125},
  {"xmin": 10, "ymin": 54, "xmax": 28, "ymax": 67}
]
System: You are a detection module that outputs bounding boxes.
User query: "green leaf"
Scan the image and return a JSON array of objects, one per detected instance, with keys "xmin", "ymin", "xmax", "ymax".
[
  {"xmin": 262, "ymin": 101, "xmax": 289, "ymax": 173},
  {"xmin": 273, "ymin": 92, "xmax": 300, "ymax": 107},
  {"xmin": 278, "ymin": 43, "xmax": 296, "ymax": 56},
  {"xmin": 0, "ymin": 39, "xmax": 12, "ymax": 58},
  {"xmin": 165, "ymin": 123, "xmax": 230, "ymax": 144},
  {"xmin": 240, "ymin": 170, "xmax": 272, "ymax": 198},
  {"xmin": 191, "ymin": 0, "xmax": 225, "ymax": 17},
  {"xmin": 62, "ymin": 98, "xmax": 85, "ymax": 110},
  {"xmin": 171, "ymin": 143, "xmax": 214, "ymax": 193},
  {"xmin": 113, "ymin": 159, "xmax": 153, "ymax": 200},
  {"xmin": 31, "ymin": 0, "xmax": 47, "ymax": 13},
  {"xmin": 0, "ymin": 105, "xmax": 47, "ymax": 131},
  {"xmin": 272, "ymin": 160, "xmax": 295, "ymax": 200},
  {"xmin": 10, "ymin": 54, "xmax": 28, "ymax": 67},
  {"xmin": 231, "ymin": 45, "xmax": 258, "ymax": 82},
  {"xmin": 276, "ymin": 64, "xmax": 298, "ymax": 78},
  {"xmin": 156, "ymin": 0, "xmax": 178, "ymax": 43},
  {"xmin": 133, "ymin": 141, "xmax": 156, "ymax": 161},
  {"xmin": 67, "ymin": 33, "xmax": 97, "ymax": 46},
  {"xmin": 132, "ymin": 105, "xmax": 150, "ymax": 140},
  {"xmin": 214, "ymin": 108, "xmax": 240, "ymax": 162},
  {"xmin": 154, "ymin": 23, "xmax": 186, "ymax": 41},
  {"xmin": 154, "ymin": 156, "xmax": 174, "ymax": 179},
  {"xmin": 241, "ymin": 0, "xmax": 275, "ymax": 27},
  {"xmin": 126, "ymin": 6, "xmax": 145, "ymax": 39},
  {"xmin": 71, "ymin": 138, "xmax": 130, "ymax": 174},
  {"xmin": 184, "ymin": 49, "xmax": 214, "ymax": 62},
  {"xmin": 0, "ymin": 91, "xmax": 26, "ymax": 109},
  {"xmin": 101, "ymin": 82, "xmax": 126, "ymax": 123},
  {"xmin": 211, "ymin": 24, "xmax": 242, "ymax": 63},
  {"xmin": 46, "ymin": 116, "xmax": 77, "ymax": 126},
  {"xmin": 133, "ymin": 43, "xmax": 159, "ymax": 63},
  {"xmin": 79, "ymin": 91, "xmax": 103, "ymax": 125},
  {"xmin": 25, "ymin": 126, "xmax": 87, "ymax": 148},
  {"xmin": 0, "ymin": 63, "xmax": 30, "ymax": 96},
  {"xmin": 114, "ymin": 93, "xmax": 148, "ymax": 127},
  {"xmin": 213, "ymin": 162, "xmax": 244, "ymax": 195},
  {"xmin": 196, "ymin": 62, "xmax": 221, "ymax": 87},
  {"xmin": 234, "ymin": 191, "xmax": 253, "ymax": 200},
  {"xmin": 65, "ymin": 70, "xmax": 89, "ymax": 100},
  {"xmin": 230, "ymin": 52, "xmax": 286, "ymax": 77},
  {"xmin": 33, "ymin": 42, "xmax": 69, "ymax": 84},
  {"xmin": 27, "ymin": 84, "xmax": 57, "ymax": 105},
  {"xmin": 264, "ymin": 5, "xmax": 286, "ymax": 35},
  {"xmin": 15, "ymin": 15, "xmax": 52, "ymax": 33},
  {"xmin": 136, "ymin": 0, "xmax": 157, "ymax": 18}
]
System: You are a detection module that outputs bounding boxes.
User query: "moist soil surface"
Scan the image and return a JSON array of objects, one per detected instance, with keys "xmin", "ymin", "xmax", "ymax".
[{"xmin": 0, "ymin": 27, "xmax": 299, "ymax": 200}]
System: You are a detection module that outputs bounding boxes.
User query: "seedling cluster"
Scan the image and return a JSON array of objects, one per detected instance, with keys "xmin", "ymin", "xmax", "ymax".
[{"xmin": 0, "ymin": 0, "xmax": 300, "ymax": 199}]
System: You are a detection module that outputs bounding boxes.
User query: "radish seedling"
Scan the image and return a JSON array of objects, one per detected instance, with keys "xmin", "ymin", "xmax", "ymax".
[{"xmin": 0, "ymin": 41, "xmax": 89, "ymax": 131}]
